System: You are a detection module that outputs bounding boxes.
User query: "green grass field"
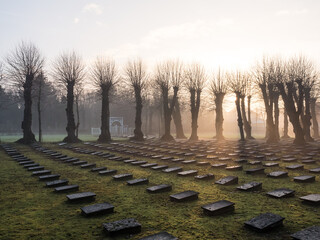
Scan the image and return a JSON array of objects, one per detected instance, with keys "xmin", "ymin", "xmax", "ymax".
[{"xmin": 1, "ymin": 140, "xmax": 320, "ymax": 239}]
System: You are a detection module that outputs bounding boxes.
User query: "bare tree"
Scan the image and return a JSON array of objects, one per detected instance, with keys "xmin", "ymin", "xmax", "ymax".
[
  {"xmin": 185, "ymin": 63, "xmax": 206, "ymax": 141},
  {"xmin": 240, "ymin": 72, "xmax": 254, "ymax": 139},
  {"xmin": 209, "ymin": 69, "xmax": 227, "ymax": 140},
  {"xmin": 124, "ymin": 59, "xmax": 147, "ymax": 141},
  {"xmin": 90, "ymin": 57, "xmax": 119, "ymax": 142},
  {"xmin": 34, "ymin": 71, "xmax": 45, "ymax": 142},
  {"xmin": 172, "ymin": 97, "xmax": 187, "ymax": 138},
  {"xmin": 6, "ymin": 41, "xmax": 44, "ymax": 144},
  {"xmin": 74, "ymin": 82, "xmax": 83, "ymax": 138},
  {"xmin": 310, "ymin": 84, "xmax": 320, "ymax": 138},
  {"xmin": 154, "ymin": 60, "xmax": 184, "ymax": 141},
  {"xmin": 53, "ymin": 51, "xmax": 85, "ymax": 143}
]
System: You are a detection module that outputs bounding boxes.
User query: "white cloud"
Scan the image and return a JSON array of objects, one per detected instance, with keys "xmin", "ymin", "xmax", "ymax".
[
  {"xmin": 83, "ymin": 3, "xmax": 103, "ymax": 15},
  {"xmin": 216, "ymin": 18, "xmax": 234, "ymax": 26},
  {"xmin": 276, "ymin": 9, "xmax": 308, "ymax": 16},
  {"xmin": 73, "ymin": 17, "xmax": 80, "ymax": 24}
]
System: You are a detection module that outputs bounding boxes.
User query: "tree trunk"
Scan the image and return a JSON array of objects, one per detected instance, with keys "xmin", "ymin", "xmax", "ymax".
[
  {"xmin": 235, "ymin": 93, "xmax": 245, "ymax": 141},
  {"xmin": 241, "ymin": 96, "xmax": 253, "ymax": 139},
  {"xmin": 37, "ymin": 76, "xmax": 42, "ymax": 143},
  {"xmin": 189, "ymin": 89, "xmax": 201, "ymax": 141},
  {"xmin": 131, "ymin": 86, "xmax": 144, "ymax": 141},
  {"xmin": 98, "ymin": 87, "xmax": 111, "ymax": 142},
  {"xmin": 172, "ymin": 98, "xmax": 186, "ymax": 139},
  {"xmin": 282, "ymin": 108, "xmax": 290, "ymax": 138},
  {"xmin": 161, "ymin": 86, "xmax": 178, "ymax": 141},
  {"xmin": 274, "ymin": 93, "xmax": 280, "ymax": 140},
  {"xmin": 148, "ymin": 108, "xmax": 153, "ymax": 135},
  {"xmin": 63, "ymin": 81, "xmax": 80, "ymax": 143},
  {"xmin": 75, "ymin": 95, "xmax": 80, "ymax": 138},
  {"xmin": 247, "ymin": 95, "xmax": 252, "ymax": 125},
  {"xmin": 303, "ymin": 88, "xmax": 313, "ymax": 142},
  {"xmin": 310, "ymin": 98, "xmax": 319, "ymax": 138},
  {"xmin": 214, "ymin": 93, "xmax": 225, "ymax": 140},
  {"xmin": 17, "ymin": 74, "xmax": 36, "ymax": 144}
]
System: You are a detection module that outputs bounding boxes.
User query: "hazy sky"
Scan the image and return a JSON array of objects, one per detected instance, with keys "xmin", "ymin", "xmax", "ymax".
[{"xmin": 1, "ymin": 0, "xmax": 320, "ymax": 71}]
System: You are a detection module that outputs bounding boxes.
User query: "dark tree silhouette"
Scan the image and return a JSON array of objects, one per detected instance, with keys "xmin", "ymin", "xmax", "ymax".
[
  {"xmin": 6, "ymin": 41, "xmax": 44, "ymax": 144},
  {"xmin": 310, "ymin": 87, "xmax": 319, "ymax": 138},
  {"xmin": 282, "ymin": 108, "xmax": 290, "ymax": 138},
  {"xmin": 185, "ymin": 63, "xmax": 206, "ymax": 141},
  {"xmin": 91, "ymin": 57, "xmax": 119, "ymax": 142},
  {"xmin": 240, "ymin": 73, "xmax": 254, "ymax": 139},
  {"xmin": 34, "ymin": 71, "xmax": 45, "ymax": 142},
  {"xmin": 125, "ymin": 59, "xmax": 147, "ymax": 141},
  {"xmin": 209, "ymin": 69, "xmax": 227, "ymax": 140},
  {"xmin": 53, "ymin": 51, "xmax": 85, "ymax": 143},
  {"xmin": 172, "ymin": 97, "xmax": 186, "ymax": 139}
]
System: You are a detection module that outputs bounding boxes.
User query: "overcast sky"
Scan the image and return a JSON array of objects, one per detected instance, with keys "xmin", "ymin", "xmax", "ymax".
[{"xmin": 1, "ymin": 0, "xmax": 320, "ymax": 71}]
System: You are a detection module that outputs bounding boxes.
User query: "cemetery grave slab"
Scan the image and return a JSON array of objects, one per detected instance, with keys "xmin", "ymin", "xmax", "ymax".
[
  {"xmin": 181, "ymin": 160, "xmax": 197, "ymax": 164},
  {"xmin": 226, "ymin": 165, "xmax": 243, "ymax": 171},
  {"xmin": 170, "ymin": 190, "xmax": 199, "ymax": 202},
  {"xmin": 55, "ymin": 184, "xmax": 79, "ymax": 193},
  {"xmin": 19, "ymin": 161, "xmax": 34, "ymax": 165},
  {"xmin": 147, "ymin": 184, "xmax": 172, "ymax": 193},
  {"xmin": 151, "ymin": 165, "xmax": 168, "ymax": 170},
  {"xmin": 131, "ymin": 161, "xmax": 148, "ymax": 165},
  {"xmin": 202, "ymin": 200, "xmax": 235, "ymax": 216},
  {"xmin": 64, "ymin": 158, "xmax": 79, "ymax": 163},
  {"xmin": 72, "ymin": 161, "xmax": 87, "ymax": 166},
  {"xmin": 197, "ymin": 161, "xmax": 210, "ymax": 166},
  {"xmin": 28, "ymin": 166, "xmax": 44, "ymax": 171},
  {"xmin": 300, "ymin": 194, "xmax": 320, "ymax": 205},
  {"xmin": 291, "ymin": 225, "xmax": 320, "ymax": 240},
  {"xmin": 99, "ymin": 169, "xmax": 117, "ymax": 175},
  {"xmin": 102, "ymin": 218, "xmax": 141, "ymax": 237},
  {"xmin": 113, "ymin": 173, "xmax": 133, "ymax": 180},
  {"xmin": 141, "ymin": 163, "xmax": 158, "ymax": 168},
  {"xmin": 286, "ymin": 164, "xmax": 304, "ymax": 170},
  {"xmin": 302, "ymin": 160, "xmax": 316, "ymax": 164},
  {"xmin": 80, "ymin": 163, "xmax": 96, "ymax": 168},
  {"xmin": 81, "ymin": 202, "xmax": 114, "ymax": 217},
  {"xmin": 39, "ymin": 174, "xmax": 60, "ymax": 181},
  {"xmin": 309, "ymin": 167, "xmax": 320, "ymax": 173},
  {"xmin": 215, "ymin": 176, "xmax": 238, "ymax": 185},
  {"xmin": 171, "ymin": 158, "xmax": 185, "ymax": 162},
  {"xmin": 235, "ymin": 159, "xmax": 248, "ymax": 164},
  {"xmin": 127, "ymin": 178, "xmax": 149, "ymax": 185},
  {"xmin": 162, "ymin": 167, "xmax": 182, "ymax": 173},
  {"xmin": 248, "ymin": 161, "xmax": 262, "ymax": 165},
  {"xmin": 267, "ymin": 171, "xmax": 288, "ymax": 178},
  {"xmin": 24, "ymin": 163, "xmax": 39, "ymax": 168},
  {"xmin": 91, "ymin": 167, "xmax": 107, "ymax": 172},
  {"xmin": 245, "ymin": 212, "xmax": 284, "ymax": 232},
  {"xmin": 124, "ymin": 159, "xmax": 137, "ymax": 163},
  {"xmin": 282, "ymin": 158, "xmax": 297, "ymax": 162},
  {"xmin": 178, "ymin": 170, "xmax": 198, "ymax": 177},
  {"xmin": 67, "ymin": 192, "xmax": 96, "ymax": 203},
  {"xmin": 246, "ymin": 168, "xmax": 265, "ymax": 174},
  {"xmin": 195, "ymin": 173, "xmax": 214, "ymax": 180},
  {"xmin": 211, "ymin": 163, "xmax": 227, "ymax": 168},
  {"xmin": 32, "ymin": 170, "xmax": 51, "ymax": 176},
  {"xmin": 237, "ymin": 182, "xmax": 262, "ymax": 191},
  {"xmin": 263, "ymin": 162, "xmax": 279, "ymax": 167},
  {"xmin": 293, "ymin": 175, "xmax": 316, "ymax": 183},
  {"xmin": 139, "ymin": 231, "xmax": 177, "ymax": 240},
  {"xmin": 45, "ymin": 179, "xmax": 69, "ymax": 187},
  {"xmin": 267, "ymin": 188, "xmax": 295, "ymax": 198}
]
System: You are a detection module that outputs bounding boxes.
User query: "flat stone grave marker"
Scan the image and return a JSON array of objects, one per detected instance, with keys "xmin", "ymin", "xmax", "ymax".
[
  {"xmin": 237, "ymin": 182, "xmax": 262, "ymax": 191},
  {"xmin": 195, "ymin": 173, "xmax": 214, "ymax": 180},
  {"xmin": 309, "ymin": 167, "xmax": 320, "ymax": 173},
  {"xmin": 28, "ymin": 166, "xmax": 45, "ymax": 171},
  {"xmin": 64, "ymin": 158, "xmax": 79, "ymax": 163},
  {"xmin": 267, "ymin": 171, "xmax": 288, "ymax": 178},
  {"xmin": 91, "ymin": 167, "xmax": 107, "ymax": 172},
  {"xmin": 19, "ymin": 161, "xmax": 34, "ymax": 165},
  {"xmin": 254, "ymin": 155, "xmax": 265, "ymax": 160},
  {"xmin": 286, "ymin": 164, "xmax": 304, "ymax": 170},
  {"xmin": 291, "ymin": 225, "xmax": 320, "ymax": 240},
  {"xmin": 301, "ymin": 156, "xmax": 313, "ymax": 160},
  {"xmin": 81, "ymin": 163, "xmax": 96, "ymax": 169},
  {"xmin": 60, "ymin": 157, "xmax": 73, "ymax": 161},
  {"xmin": 246, "ymin": 168, "xmax": 265, "ymax": 174},
  {"xmin": 197, "ymin": 161, "xmax": 210, "ymax": 166},
  {"xmin": 102, "ymin": 218, "xmax": 141, "ymax": 237},
  {"xmin": 139, "ymin": 231, "xmax": 177, "ymax": 240},
  {"xmin": 302, "ymin": 160, "xmax": 316, "ymax": 164},
  {"xmin": 245, "ymin": 212, "xmax": 284, "ymax": 232},
  {"xmin": 15, "ymin": 157, "xmax": 29, "ymax": 162},
  {"xmin": 67, "ymin": 192, "xmax": 96, "ymax": 203},
  {"xmin": 39, "ymin": 174, "xmax": 60, "ymax": 181},
  {"xmin": 161, "ymin": 156, "xmax": 174, "ymax": 161},
  {"xmin": 171, "ymin": 158, "xmax": 185, "ymax": 162},
  {"xmin": 248, "ymin": 161, "xmax": 262, "ymax": 165},
  {"xmin": 300, "ymin": 194, "xmax": 320, "ymax": 205},
  {"xmin": 267, "ymin": 188, "xmax": 295, "ymax": 198},
  {"xmin": 123, "ymin": 159, "xmax": 136, "ymax": 163},
  {"xmin": 293, "ymin": 175, "xmax": 315, "ymax": 183},
  {"xmin": 55, "ymin": 184, "xmax": 79, "ymax": 193},
  {"xmin": 131, "ymin": 161, "xmax": 148, "ymax": 165},
  {"xmin": 81, "ymin": 202, "xmax": 114, "ymax": 217},
  {"xmin": 218, "ymin": 157, "xmax": 231, "ymax": 161},
  {"xmin": 178, "ymin": 170, "xmax": 198, "ymax": 177},
  {"xmin": 147, "ymin": 184, "xmax": 172, "ymax": 193},
  {"xmin": 113, "ymin": 173, "xmax": 133, "ymax": 181},
  {"xmin": 282, "ymin": 157, "xmax": 297, "ymax": 163},
  {"xmin": 108, "ymin": 156, "xmax": 123, "ymax": 161},
  {"xmin": 46, "ymin": 179, "xmax": 69, "ymax": 187},
  {"xmin": 263, "ymin": 162, "xmax": 279, "ymax": 167},
  {"xmin": 24, "ymin": 163, "xmax": 39, "ymax": 168},
  {"xmin": 151, "ymin": 165, "xmax": 168, "ymax": 170},
  {"xmin": 215, "ymin": 176, "xmax": 238, "ymax": 185},
  {"xmin": 207, "ymin": 156, "xmax": 218, "ymax": 160},
  {"xmin": 226, "ymin": 165, "xmax": 243, "ymax": 171},
  {"xmin": 267, "ymin": 157, "xmax": 280, "ymax": 161},
  {"xmin": 141, "ymin": 163, "xmax": 158, "ymax": 168},
  {"xmin": 162, "ymin": 167, "xmax": 182, "ymax": 173},
  {"xmin": 184, "ymin": 153, "xmax": 194, "ymax": 157},
  {"xmin": 170, "ymin": 190, "xmax": 199, "ymax": 202},
  {"xmin": 127, "ymin": 178, "xmax": 149, "ymax": 185},
  {"xmin": 235, "ymin": 159, "xmax": 248, "ymax": 164},
  {"xmin": 32, "ymin": 170, "xmax": 51, "ymax": 176},
  {"xmin": 182, "ymin": 160, "xmax": 197, "ymax": 164},
  {"xmin": 202, "ymin": 200, "xmax": 235, "ymax": 216},
  {"xmin": 283, "ymin": 154, "xmax": 294, "ymax": 158},
  {"xmin": 99, "ymin": 169, "xmax": 117, "ymax": 175},
  {"xmin": 72, "ymin": 161, "xmax": 87, "ymax": 166},
  {"xmin": 151, "ymin": 155, "xmax": 163, "ymax": 159},
  {"xmin": 212, "ymin": 163, "xmax": 227, "ymax": 168}
]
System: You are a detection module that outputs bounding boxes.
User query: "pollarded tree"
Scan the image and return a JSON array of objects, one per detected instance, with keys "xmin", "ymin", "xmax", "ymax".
[
  {"xmin": 125, "ymin": 59, "xmax": 147, "ymax": 141},
  {"xmin": 209, "ymin": 69, "xmax": 227, "ymax": 141},
  {"xmin": 185, "ymin": 63, "xmax": 207, "ymax": 141},
  {"xmin": 310, "ymin": 84, "xmax": 320, "ymax": 138},
  {"xmin": 91, "ymin": 57, "xmax": 119, "ymax": 142},
  {"xmin": 172, "ymin": 97, "xmax": 187, "ymax": 139},
  {"xmin": 6, "ymin": 41, "xmax": 44, "ymax": 144},
  {"xmin": 154, "ymin": 60, "xmax": 184, "ymax": 141},
  {"xmin": 240, "ymin": 72, "xmax": 254, "ymax": 139},
  {"xmin": 53, "ymin": 51, "xmax": 85, "ymax": 143}
]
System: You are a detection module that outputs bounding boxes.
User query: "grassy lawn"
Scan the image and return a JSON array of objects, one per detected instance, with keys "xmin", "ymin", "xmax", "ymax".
[{"xmin": 1, "ymin": 140, "xmax": 320, "ymax": 239}]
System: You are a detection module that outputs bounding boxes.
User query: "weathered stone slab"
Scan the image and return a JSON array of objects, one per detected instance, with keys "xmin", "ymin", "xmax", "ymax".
[
  {"xmin": 235, "ymin": 159, "xmax": 248, "ymax": 164},
  {"xmin": 267, "ymin": 157, "xmax": 280, "ymax": 161},
  {"xmin": 19, "ymin": 161, "xmax": 34, "ymax": 165},
  {"xmin": 237, "ymin": 182, "xmax": 262, "ymax": 191},
  {"xmin": 162, "ymin": 167, "xmax": 182, "ymax": 173},
  {"xmin": 282, "ymin": 157, "xmax": 297, "ymax": 162},
  {"xmin": 300, "ymin": 194, "xmax": 320, "ymax": 205},
  {"xmin": 67, "ymin": 192, "xmax": 96, "ymax": 202},
  {"xmin": 267, "ymin": 171, "xmax": 288, "ymax": 178},
  {"xmin": 184, "ymin": 153, "xmax": 194, "ymax": 157},
  {"xmin": 28, "ymin": 166, "xmax": 45, "ymax": 171},
  {"xmin": 72, "ymin": 161, "xmax": 87, "ymax": 166},
  {"xmin": 39, "ymin": 174, "xmax": 60, "ymax": 181},
  {"xmin": 309, "ymin": 167, "xmax": 320, "ymax": 173},
  {"xmin": 127, "ymin": 178, "xmax": 149, "ymax": 185},
  {"xmin": 64, "ymin": 158, "xmax": 79, "ymax": 163},
  {"xmin": 140, "ymin": 163, "xmax": 158, "ymax": 168},
  {"xmin": 131, "ymin": 161, "xmax": 148, "ymax": 165},
  {"xmin": 113, "ymin": 173, "xmax": 133, "ymax": 180},
  {"xmin": 197, "ymin": 161, "xmax": 210, "ymax": 166},
  {"xmin": 215, "ymin": 176, "xmax": 238, "ymax": 185},
  {"xmin": 147, "ymin": 184, "xmax": 172, "ymax": 193},
  {"xmin": 248, "ymin": 161, "xmax": 262, "ymax": 165},
  {"xmin": 263, "ymin": 163, "xmax": 279, "ymax": 167},
  {"xmin": 139, "ymin": 231, "xmax": 177, "ymax": 240},
  {"xmin": 45, "ymin": 179, "xmax": 69, "ymax": 187},
  {"xmin": 267, "ymin": 188, "xmax": 295, "ymax": 198},
  {"xmin": 151, "ymin": 165, "xmax": 168, "ymax": 170},
  {"xmin": 81, "ymin": 163, "xmax": 96, "ymax": 168},
  {"xmin": 245, "ymin": 213, "xmax": 284, "ymax": 232},
  {"xmin": 202, "ymin": 200, "xmax": 235, "ymax": 216},
  {"xmin": 102, "ymin": 218, "xmax": 141, "ymax": 237},
  {"xmin": 211, "ymin": 163, "xmax": 227, "ymax": 168},
  {"xmin": 226, "ymin": 165, "xmax": 243, "ymax": 171},
  {"xmin": 91, "ymin": 167, "xmax": 107, "ymax": 172},
  {"xmin": 291, "ymin": 226, "xmax": 320, "ymax": 240},
  {"xmin": 246, "ymin": 168, "xmax": 265, "ymax": 174},
  {"xmin": 181, "ymin": 160, "xmax": 197, "ymax": 164},
  {"xmin": 170, "ymin": 190, "xmax": 199, "ymax": 202},
  {"xmin": 32, "ymin": 170, "xmax": 51, "ymax": 176},
  {"xmin": 293, "ymin": 175, "xmax": 315, "ymax": 183},
  {"xmin": 124, "ymin": 159, "xmax": 136, "ymax": 163},
  {"xmin": 99, "ymin": 169, "xmax": 117, "ymax": 175},
  {"xmin": 218, "ymin": 157, "xmax": 231, "ymax": 161},
  {"xmin": 55, "ymin": 184, "xmax": 79, "ymax": 193},
  {"xmin": 24, "ymin": 163, "xmax": 39, "ymax": 168},
  {"xmin": 108, "ymin": 156, "xmax": 123, "ymax": 161},
  {"xmin": 195, "ymin": 173, "xmax": 215, "ymax": 180},
  {"xmin": 151, "ymin": 155, "xmax": 164, "ymax": 159},
  {"xmin": 81, "ymin": 202, "xmax": 114, "ymax": 216},
  {"xmin": 178, "ymin": 170, "xmax": 198, "ymax": 177},
  {"xmin": 161, "ymin": 156, "xmax": 174, "ymax": 161},
  {"xmin": 171, "ymin": 158, "xmax": 185, "ymax": 162},
  {"xmin": 302, "ymin": 160, "xmax": 316, "ymax": 164},
  {"xmin": 286, "ymin": 164, "xmax": 304, "ymax": 170}
]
